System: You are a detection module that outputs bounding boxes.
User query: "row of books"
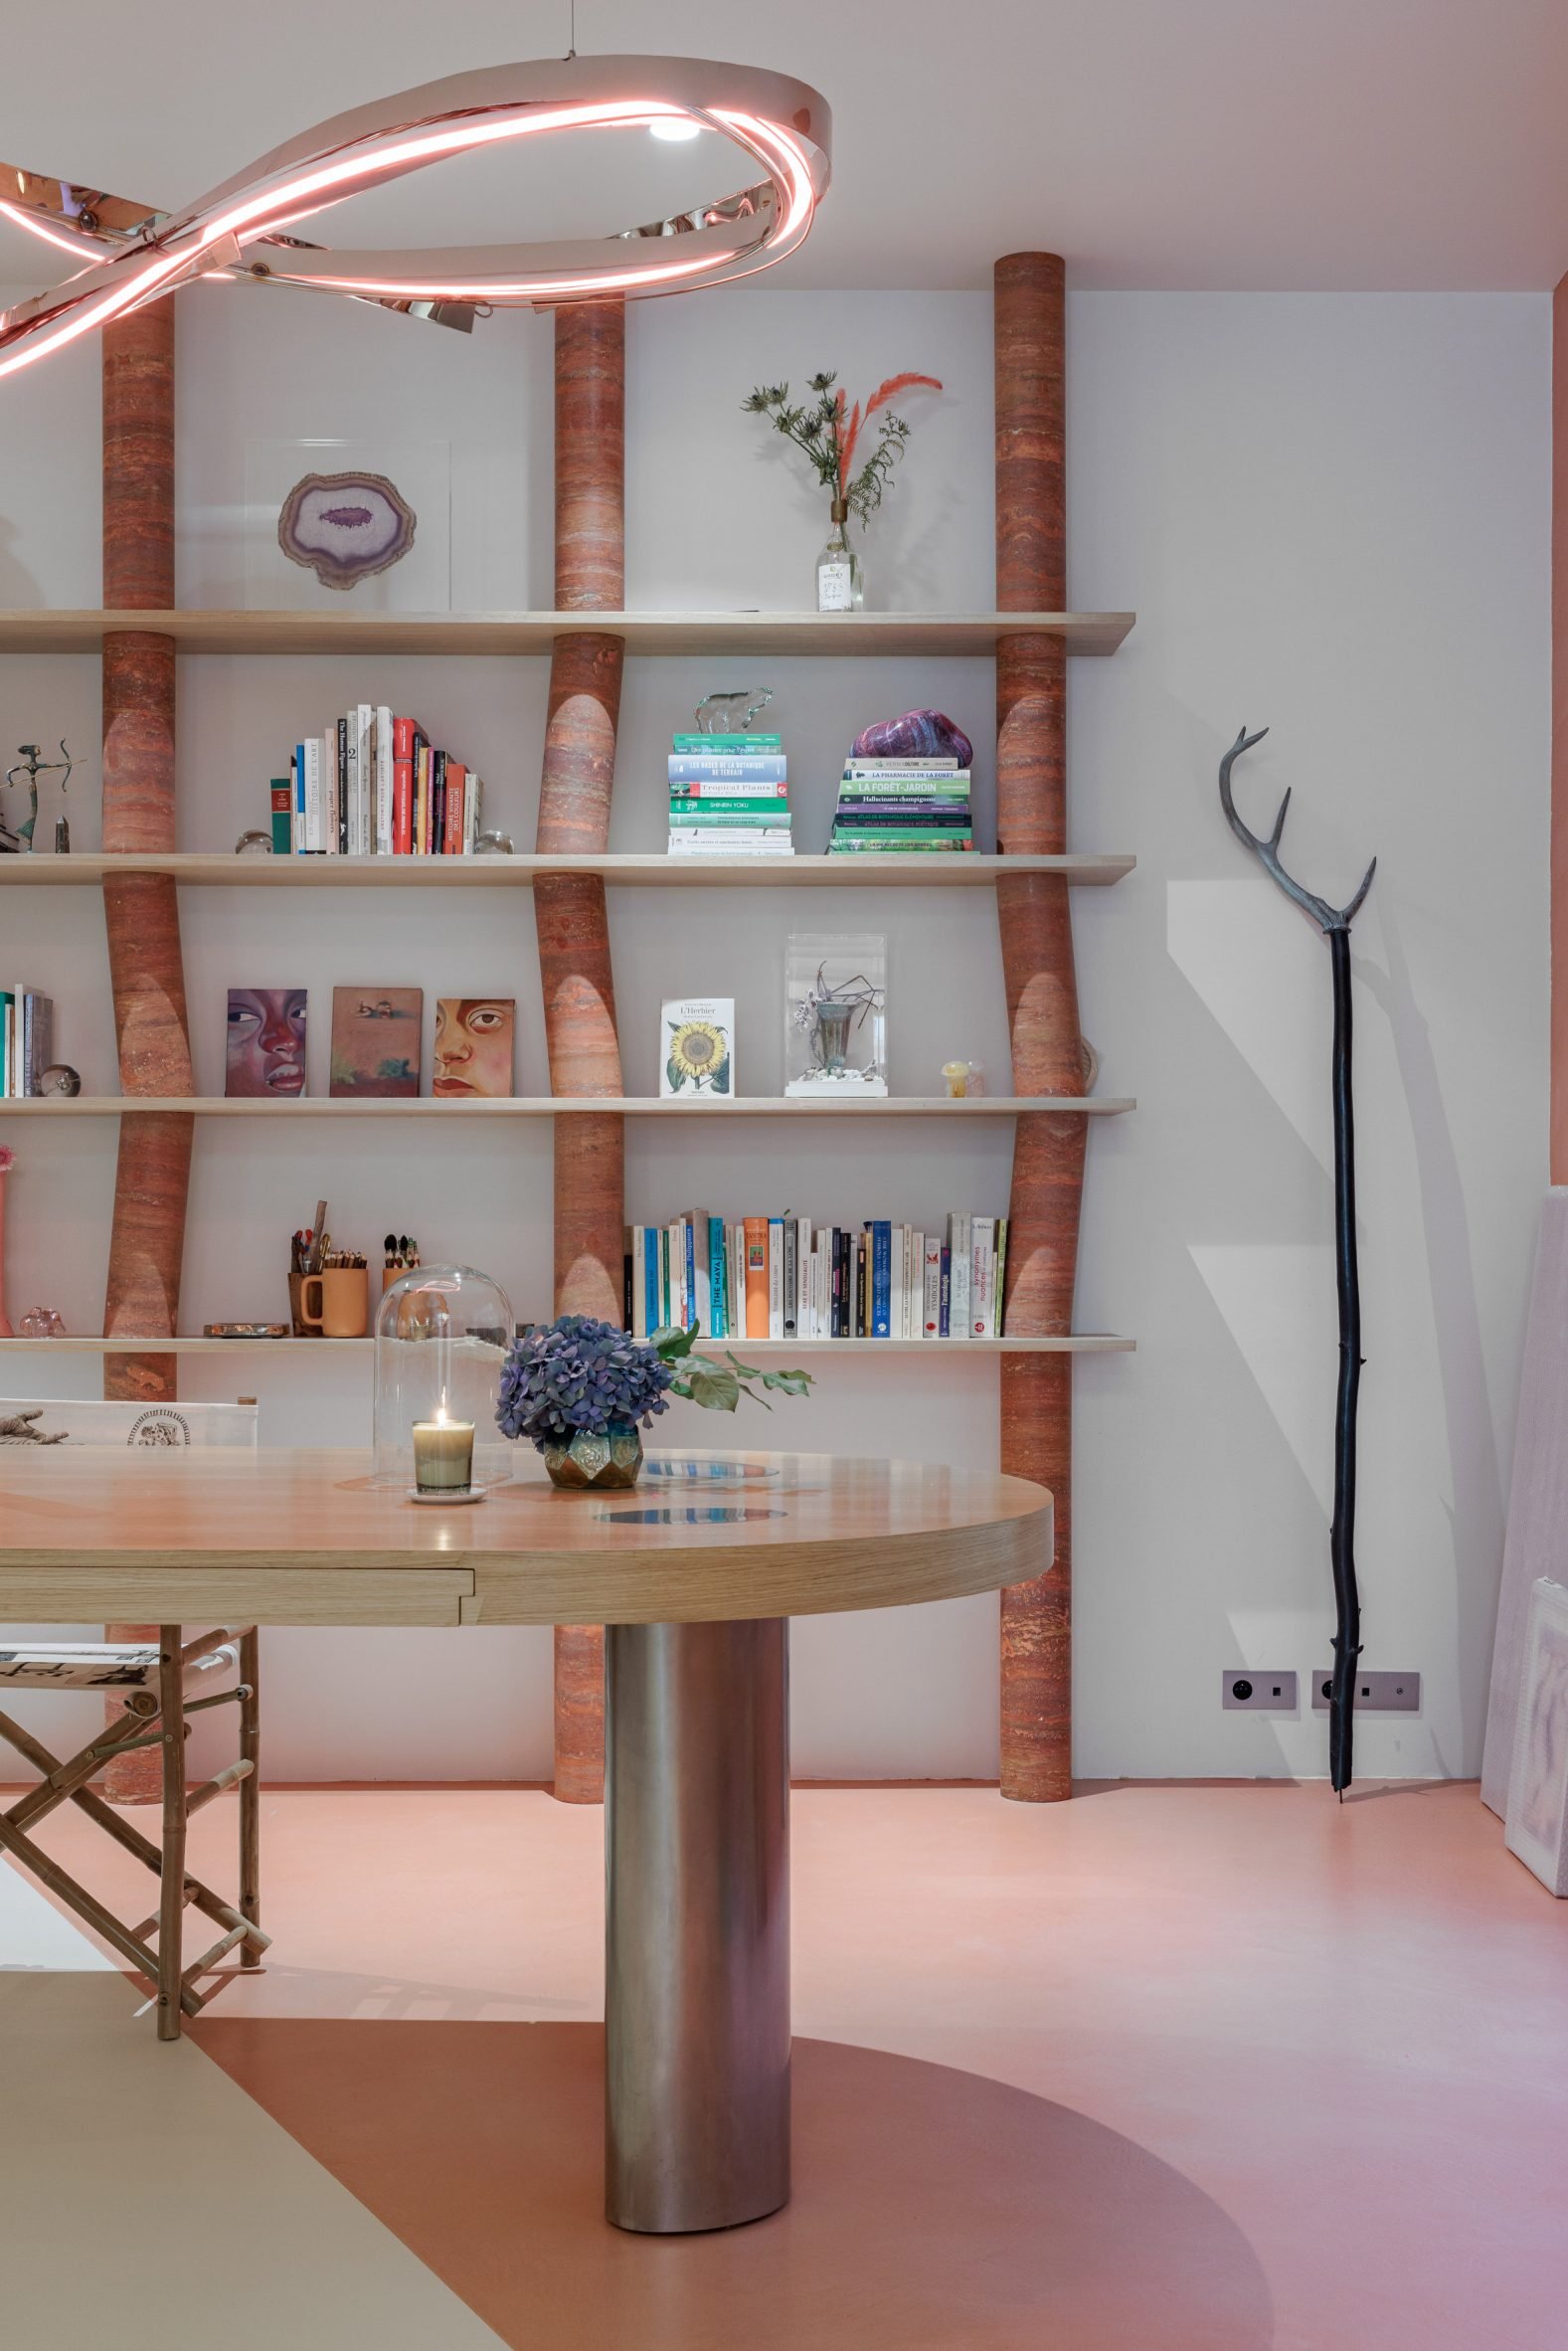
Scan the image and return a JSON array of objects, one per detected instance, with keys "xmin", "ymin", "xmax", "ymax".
[
  {"xmin": 275, "ymin": 709, "xmax": 483, "ymax": 856},
  {"xmin": 668, "ymin": 732, "xmax": 794, "ymax": 858},
  {"xmin": 0, "ymin": 988, "xmax": 52, "ymax": 1096},
  {"xmin": 624, "ymin": 1212, "xmax": 1009, "ymax": 1341},
  {"xmin": 829, "ymin": 755, "xmax": 974, "ymax": 854}
]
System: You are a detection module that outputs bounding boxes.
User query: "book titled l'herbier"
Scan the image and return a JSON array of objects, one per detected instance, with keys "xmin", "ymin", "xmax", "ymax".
[
  {"xmin": 829, "ymin": 754, "xmax": 973, "ymax": 853},
  {"xmin": 622, "ymin": 1209, "xmax": 1008, "ymax": 1340},
  {"xmin": 282, "ymin": 706, "xmax": 482, "ymax": 855},
  {"xmin": 669, "ymin": 731, "xmax": 792, "ymax": 857}
]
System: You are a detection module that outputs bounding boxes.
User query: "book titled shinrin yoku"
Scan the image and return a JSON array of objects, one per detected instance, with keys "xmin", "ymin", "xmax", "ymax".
[{"xmin": 660, "ymin": 998, "xmax": 735, "ymax": 1097}]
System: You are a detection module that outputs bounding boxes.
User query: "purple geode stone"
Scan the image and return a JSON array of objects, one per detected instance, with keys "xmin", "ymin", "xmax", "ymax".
[
  {"xmin": 850, "ymin": 709, "xmax": 973, "ymax": 766},
  {"xmin": 276, "ymin": 470, "xmax": 418, "ymax": 591}
]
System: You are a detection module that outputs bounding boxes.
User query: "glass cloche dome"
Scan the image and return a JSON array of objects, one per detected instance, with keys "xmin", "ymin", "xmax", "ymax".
[{"xmin": 372, "ymin": 1264, "xmax": 516, "ymax": 1490}]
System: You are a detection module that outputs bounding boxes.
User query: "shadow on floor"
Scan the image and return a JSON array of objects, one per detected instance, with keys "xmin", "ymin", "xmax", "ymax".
[{"xmin": 194, "ymin": 2021, "xmax": 1275, "ymax": 2351}]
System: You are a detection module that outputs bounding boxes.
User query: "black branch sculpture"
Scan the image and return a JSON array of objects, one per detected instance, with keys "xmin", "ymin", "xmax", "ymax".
[{"xmin": 1218, "ymin": 725, "xmax": 1377, "ymax": 1796}]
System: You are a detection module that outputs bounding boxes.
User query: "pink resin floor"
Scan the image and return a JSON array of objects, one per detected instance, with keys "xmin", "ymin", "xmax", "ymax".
[{"xmin": 6, "ymin": 1780, "xmax": 1565, "ymax": 2349}]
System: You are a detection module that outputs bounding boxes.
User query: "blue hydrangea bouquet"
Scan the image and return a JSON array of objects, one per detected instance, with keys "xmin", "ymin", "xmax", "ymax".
[{"xmin": 497, "ymin": 1314, "xmax": 811, "ymax": 1490}]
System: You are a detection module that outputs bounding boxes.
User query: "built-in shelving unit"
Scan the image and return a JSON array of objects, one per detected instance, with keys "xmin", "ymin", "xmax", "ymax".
[
  {"xmin": 0, "ymin": 1334, "xmax": 1135, "ymax": 1356},
  {"xmin": 0, "ymin": 608, "xmax": 1135, "ymax": 657},
  {"xmin": 0, "ymin": 1095, "xmax": 1135, "ymax": 1119},
  {"xmin": 4, "ymin": 604, "xmax": 1140, "ymax": 1362},
  {"xmin": 0, "ymin": 851, "xmax": 1134, "ymax": 889}
]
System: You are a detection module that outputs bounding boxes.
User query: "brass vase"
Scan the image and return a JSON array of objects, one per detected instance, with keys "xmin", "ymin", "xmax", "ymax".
[{"xmin": 544, "ymin": 1421, "xmax": 644, "ymax": 1491}]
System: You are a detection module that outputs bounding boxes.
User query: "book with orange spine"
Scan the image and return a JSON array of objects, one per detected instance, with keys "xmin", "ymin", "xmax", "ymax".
[{"xmin": 744, "ymin": 1216, "xmax": 771, "ymax": 1339}]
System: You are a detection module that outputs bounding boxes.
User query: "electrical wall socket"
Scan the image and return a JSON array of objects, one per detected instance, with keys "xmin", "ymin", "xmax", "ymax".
[
  {"xmin": 1223, "ymin": 1670, "xmax": 1298, "ymax": 1713},
  {"xmin": 1311, "ymin": 1669, "xmax": 1421, "ymax": 1714}
]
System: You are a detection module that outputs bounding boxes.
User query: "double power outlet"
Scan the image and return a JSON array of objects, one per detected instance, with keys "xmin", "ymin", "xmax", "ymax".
[{"xmin": 1221, "ymin": 1669, "xmax": 1421, "ymax": 1715}]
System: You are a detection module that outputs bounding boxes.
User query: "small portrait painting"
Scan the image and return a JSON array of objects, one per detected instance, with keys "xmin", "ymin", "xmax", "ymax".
[
  {"xmin": 329, "ymin": 986, "xmax": 424, "ymax": 1099},
  {"xmin": 226, "ymin": 988, "xmax": 307, "ymax": 1098},
  {"xmin": 434, "ymin": 997, "xmax": 515, "ymax": 1100}
]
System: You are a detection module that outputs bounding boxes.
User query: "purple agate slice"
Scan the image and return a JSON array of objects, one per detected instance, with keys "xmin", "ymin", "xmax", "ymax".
[
  {"xmin": 276, "ymin": 470, "xmax": 417, "ymax": 591},
  {"xmin": 850, "ymin": 708, "xmax": 973, "ymax": 766}
]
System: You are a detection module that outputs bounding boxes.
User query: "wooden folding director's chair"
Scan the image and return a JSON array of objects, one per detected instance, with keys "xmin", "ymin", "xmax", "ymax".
[
  {"xmin": 0, "ymin": 1395, "xmax": 269, "ymax": 2038},
  {"xmin": 0, "ymin": 1629, "xmax": 267, "ymax": 2035}
]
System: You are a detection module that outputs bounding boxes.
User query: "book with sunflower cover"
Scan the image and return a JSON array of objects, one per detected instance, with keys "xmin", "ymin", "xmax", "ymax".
[{"xmin": 660, "ymin": 998, "xmax": 735, "ymax": 1098}]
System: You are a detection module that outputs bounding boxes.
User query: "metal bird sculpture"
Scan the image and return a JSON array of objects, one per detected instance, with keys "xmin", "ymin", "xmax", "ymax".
[{"xmin": 1219, "ymin": 724, "xmax": 1377, "ymax": 1796}]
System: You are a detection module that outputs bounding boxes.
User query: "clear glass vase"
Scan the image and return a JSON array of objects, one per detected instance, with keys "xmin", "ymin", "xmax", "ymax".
[{"xmin": 815, "ymin": 499, "xmax": 863, "ymax": 612}]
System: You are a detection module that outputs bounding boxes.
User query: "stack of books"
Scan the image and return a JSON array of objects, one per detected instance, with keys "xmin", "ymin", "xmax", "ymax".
[
  {"xmin": 668, "ymin": 731, "xmax": 792, "ymax": 857},
  {"xmin": 828, "ymin": 753, "xmax": 973, "ymax": 853},
  {"xmin": 277, "ymin": 707, "xmax": 483, "ymax": 855},
  {"xmin": 0, "ymin": 986, "xmax": 52, "ymax": 1095},
  {"xmin": 625, "ymin": 1210, "xmax": 1008, "ymax": 1341}
]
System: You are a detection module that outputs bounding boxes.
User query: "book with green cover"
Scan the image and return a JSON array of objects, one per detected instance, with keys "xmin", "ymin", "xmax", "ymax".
[
  {"xmin": 830, "ymin": 833, "xmax": 973, "ymax": 850},
  {"xmin": 669, "ymin": 798, "xmax": 791, "ymax": 814},
  {"xmin": 671, "ymin": 732, "xmax": 783, "ymax": 752}
]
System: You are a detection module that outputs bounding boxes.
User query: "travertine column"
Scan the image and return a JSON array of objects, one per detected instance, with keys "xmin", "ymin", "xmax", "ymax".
[
  {"xmin": 536, "ymin": 299, "xmax": 626, "ymax": 1803},
  {"xmin": 100, "ymin": 299, "xmax": 193, "ymax": 1802},
  {"xmin": 994, "ymin": 254, "xmax": 1086, "ymax": 1801}
]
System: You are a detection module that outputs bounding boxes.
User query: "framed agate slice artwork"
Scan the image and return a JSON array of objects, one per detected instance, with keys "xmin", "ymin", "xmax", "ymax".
[
  {"xmin": 244, "ymin": 439, "xmax": 449, "ymax": 609},
  {"xmin": 277, "ymin": 470, "xmax": 416, "ymax": 590}
]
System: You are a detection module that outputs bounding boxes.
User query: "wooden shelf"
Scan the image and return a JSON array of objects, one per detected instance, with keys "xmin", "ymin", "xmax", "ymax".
[
  {"xmin": 0, "ymin": 1334, "xmax": 1133, "ymax": 1356},
  {"xmin": 0, "ymin": 1095, "xmax": 1134, "ymax": 1119},
  {"xmin": 0, "ymin": 609, "xmax": 1135, "ymax": 657},
  {"xmin": 0, "ymin": 850, "xmax": 1135, "ymax": 889}
]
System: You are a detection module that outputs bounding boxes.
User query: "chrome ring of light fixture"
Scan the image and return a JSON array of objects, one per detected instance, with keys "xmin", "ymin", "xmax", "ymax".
[{"xmin": 0, "ymin": 54, "xmax": 832, "ymax": 378}]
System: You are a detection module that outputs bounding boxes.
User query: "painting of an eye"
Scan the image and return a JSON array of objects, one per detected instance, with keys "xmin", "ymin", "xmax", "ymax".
[{"xmin": 277, "ymin": 470, "xmax": 418, "ymax": 591}]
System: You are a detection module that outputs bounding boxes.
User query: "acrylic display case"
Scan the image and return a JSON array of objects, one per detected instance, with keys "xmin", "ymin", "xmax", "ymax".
[{"xmin": 784, "ymin": 932, "xmax": 888, "ymax": 1098}]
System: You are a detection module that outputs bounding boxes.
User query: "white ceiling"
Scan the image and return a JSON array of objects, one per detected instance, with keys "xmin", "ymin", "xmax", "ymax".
[{"xmin": 3, "ymin": 0, "xmax": 1568, "ymax": 292}]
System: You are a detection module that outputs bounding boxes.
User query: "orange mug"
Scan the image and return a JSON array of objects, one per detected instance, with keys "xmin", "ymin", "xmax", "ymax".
[{"xmin": 300, "ymin": 1266, "xmax": 369, "ymax": 1340}]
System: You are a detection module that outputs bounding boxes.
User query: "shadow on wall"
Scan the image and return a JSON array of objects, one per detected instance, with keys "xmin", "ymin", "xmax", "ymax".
[
  {"xmin": 1355, "ymin": 896, "xmax": 1504, "ymax": 1770},
  {"xmin": 0, "ymin": 517, "xmax": 40, "ymax": 605},
  {"xmin": 194, "ymin": 2021, "xmax": 1277, "ymax": 2350}
]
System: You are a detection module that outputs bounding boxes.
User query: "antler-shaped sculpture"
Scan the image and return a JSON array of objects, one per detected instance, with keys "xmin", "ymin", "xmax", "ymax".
[
  {"xmin": 1219, "ymin": 725, "xmax": 1376, "ymax": 933},
  {"xmin": 1219, "ymin": 724, "xmax": 1377, "ymax": 1798}
]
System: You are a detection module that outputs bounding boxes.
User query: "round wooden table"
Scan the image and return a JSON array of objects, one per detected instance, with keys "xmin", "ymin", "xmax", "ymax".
[{"xmin": 0, "ymin": 1442, "xmax": 1052, "ymax": 2234}]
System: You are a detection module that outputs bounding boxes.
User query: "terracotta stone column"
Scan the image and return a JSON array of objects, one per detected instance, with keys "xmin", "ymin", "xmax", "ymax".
[
  {"xmin": 99, "ymin": 298, "xmax": 194, "ymax": 1802},
  {"xmin": 536, "ymin": 299, "xmax": 626, "ymax": 1803},
  {"xmin": 1551, "ymin": 269, "xmax": 1568, "ymax": 1181},
  {"xmin": 994, "ymin": 254, "xmax": 1086, "ymax": 1801}
]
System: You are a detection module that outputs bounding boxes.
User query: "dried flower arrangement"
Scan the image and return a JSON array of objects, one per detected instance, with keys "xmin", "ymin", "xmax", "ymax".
[{"xmin": 743, "ymin": 370, "xmax": 942, "ymax": 525}]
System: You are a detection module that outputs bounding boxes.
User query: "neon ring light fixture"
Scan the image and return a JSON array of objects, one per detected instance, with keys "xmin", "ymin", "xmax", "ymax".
[{"xmin": 0, "ymin": 54, "xmax": 832, "ymax": 379}]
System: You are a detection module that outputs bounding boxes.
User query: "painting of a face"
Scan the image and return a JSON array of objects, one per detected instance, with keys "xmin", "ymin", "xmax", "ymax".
[
  {"xmin": 434, "ymin": 997, "xmax": 515, "ymax": 1099},
  {"xmin": 226, "ymin": 988, "xmax": 307, "ymax": 1097}
]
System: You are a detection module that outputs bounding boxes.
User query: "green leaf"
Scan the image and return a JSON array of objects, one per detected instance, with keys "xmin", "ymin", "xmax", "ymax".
[
  {"xmin": 686, "ymin": 1362, "xmax": 741, "ymax": 1412},
  {"xmin": 761, "ymin": 1367, "xmax": 814, "ymax": 1396},
  {"xmin": 652, "ymin": 1324, "xmax": 698, "ymax": 1358},
  {"xmin": 723, "ymin": 1354, "xmax": 764, "ymax": 1379}
]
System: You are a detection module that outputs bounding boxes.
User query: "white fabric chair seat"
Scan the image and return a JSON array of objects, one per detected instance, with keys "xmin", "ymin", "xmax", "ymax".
[{"xmin": 0, "ymin": 1637, "xmax": 241, "ymax": 1691}]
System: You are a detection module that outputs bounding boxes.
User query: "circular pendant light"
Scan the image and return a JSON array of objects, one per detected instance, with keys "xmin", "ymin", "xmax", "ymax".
[{"xmin": 0, "ymin": 54, "xmax": 832, "ymax": 380}]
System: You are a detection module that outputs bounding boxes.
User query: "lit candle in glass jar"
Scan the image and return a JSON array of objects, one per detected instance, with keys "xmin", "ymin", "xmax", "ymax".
[{"xmin": 412, "ymin": 1408, "xmax": 474, "ymax": 1493}]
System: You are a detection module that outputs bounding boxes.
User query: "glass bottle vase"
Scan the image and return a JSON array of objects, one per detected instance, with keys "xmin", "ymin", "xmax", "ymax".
[{"xmin": 815, "ymin": 499, "xmax": 864, "ymax": 612}]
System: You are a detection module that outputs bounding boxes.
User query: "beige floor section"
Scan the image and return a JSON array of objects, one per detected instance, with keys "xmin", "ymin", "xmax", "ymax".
[{"xmin": 0, "ymin": 1875, "xmax": 507, "ymax": 2351}]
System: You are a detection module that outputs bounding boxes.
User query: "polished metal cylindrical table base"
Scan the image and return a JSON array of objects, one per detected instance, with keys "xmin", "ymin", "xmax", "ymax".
[{"xmin": 605, "ymin": 1617, "xmax": 789, "ymax": 2233}]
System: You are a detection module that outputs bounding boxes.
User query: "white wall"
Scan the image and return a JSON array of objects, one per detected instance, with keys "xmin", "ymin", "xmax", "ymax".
[{"xmin": 0, "ymin": 282, "xmax": 1548, "ymax": 1780}]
